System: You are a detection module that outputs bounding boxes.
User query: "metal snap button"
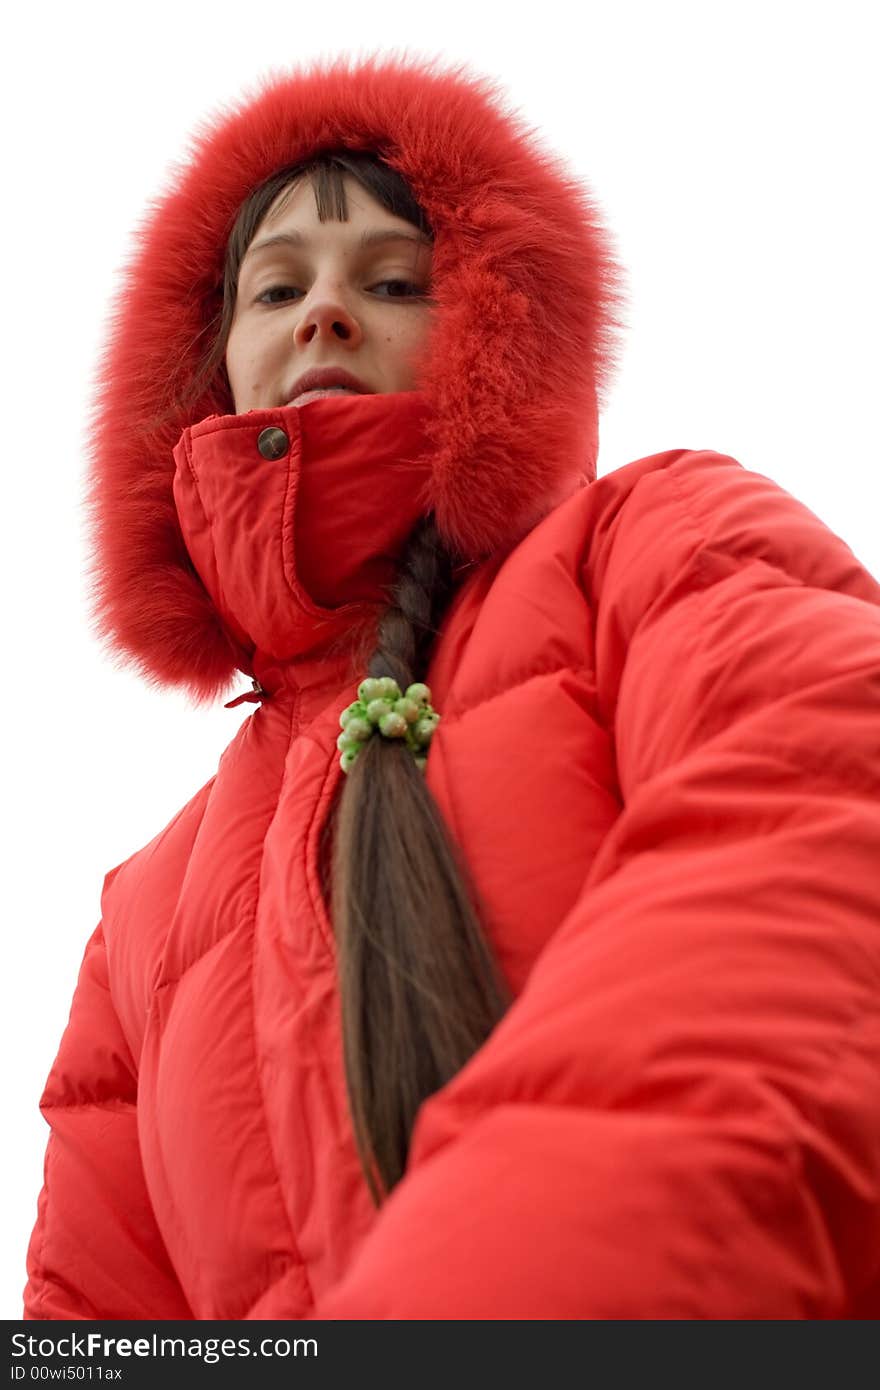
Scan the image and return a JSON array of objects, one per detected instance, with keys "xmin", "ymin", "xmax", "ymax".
[{"xmin": 257, "ymin": 426, "xmax": 289, "ymax": 460}]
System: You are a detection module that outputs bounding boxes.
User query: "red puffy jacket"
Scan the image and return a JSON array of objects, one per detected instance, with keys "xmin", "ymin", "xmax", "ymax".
[{"xmin": 24, "ymin": 56, "xmax": 880, "ymax": 1320}]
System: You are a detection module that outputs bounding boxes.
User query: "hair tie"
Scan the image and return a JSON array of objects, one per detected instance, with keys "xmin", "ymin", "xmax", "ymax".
[{"xmin": 337, "ymin": 678, "xmax": 440, "ymax": 773}]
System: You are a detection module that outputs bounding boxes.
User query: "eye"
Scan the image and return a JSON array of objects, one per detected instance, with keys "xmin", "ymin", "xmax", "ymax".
[
  {"xmin": 255, "ymin": 285, "xmax": 299, "ymax": 305},
  {"xmin": 369, "ymin": 279, "xmax": 427, "ymax": 299},
  {"xmin": 255, "ymin": 279, "xmax": 428, "ymax": 306}
]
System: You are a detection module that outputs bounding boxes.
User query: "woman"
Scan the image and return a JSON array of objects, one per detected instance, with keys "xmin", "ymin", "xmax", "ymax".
[{"xmin": 23, "ymin": 54, "xmax": 880, "ymax": 1320}]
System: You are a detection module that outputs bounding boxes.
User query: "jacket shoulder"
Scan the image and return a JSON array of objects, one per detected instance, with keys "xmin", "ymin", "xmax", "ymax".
[{"xmin": 580, "ymin": 446, "xmax": 880, "ymax": 625}]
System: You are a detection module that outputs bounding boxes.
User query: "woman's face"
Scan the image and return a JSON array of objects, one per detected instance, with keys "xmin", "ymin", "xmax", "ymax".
[{"xmin": 225, "ymin": 173, "xmax": 435, "ymax": 413}]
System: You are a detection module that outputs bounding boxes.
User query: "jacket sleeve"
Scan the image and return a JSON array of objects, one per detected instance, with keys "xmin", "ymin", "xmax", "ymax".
[
  {"xmin": 24, "ymin": 920, "xmax": 193, "ymax": 1320},
  {"xmin": 309, "ymin": 451, "xmax": 880, "ymax": 1320}
]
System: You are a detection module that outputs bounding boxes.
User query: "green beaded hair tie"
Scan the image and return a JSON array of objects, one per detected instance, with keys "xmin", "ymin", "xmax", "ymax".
[{"xmin": 337, "ymin": 677, "xmax": 440, "ymax": 774}]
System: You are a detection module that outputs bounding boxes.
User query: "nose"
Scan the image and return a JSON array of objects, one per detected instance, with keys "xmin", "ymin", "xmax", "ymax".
[{"xmin": 293, "ymin": 284, "xmax": 364, "ymax": 349}]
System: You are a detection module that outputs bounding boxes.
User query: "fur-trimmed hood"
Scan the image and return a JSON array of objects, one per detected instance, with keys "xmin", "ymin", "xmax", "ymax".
[{"xmin": 85, "ymin": 52, "xmax": 626, "ymax": 702}]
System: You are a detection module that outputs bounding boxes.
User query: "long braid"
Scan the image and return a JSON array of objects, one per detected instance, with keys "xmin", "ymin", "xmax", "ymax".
[{"xmin": 331, "ymin": 516, "xmax": 513, "ymax": 1205}]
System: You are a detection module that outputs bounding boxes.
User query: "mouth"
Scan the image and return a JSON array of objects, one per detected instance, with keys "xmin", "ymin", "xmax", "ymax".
[
  {"xmin": 287, "ymin": 386, "xmax": 362, "ymax": 407},
  {"xmin": 284, "ymin": 367, "xmax": 372, "ymax": 406}
]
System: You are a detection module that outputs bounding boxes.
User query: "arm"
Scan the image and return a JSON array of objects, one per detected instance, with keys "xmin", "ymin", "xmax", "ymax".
[
  {"xmin": 24, "ymin": 921, "xmax": 193, "ymax": 1320},
  {"xmin": 310, "ymin": 452, "xmax": 880, "ymax": 1319}
]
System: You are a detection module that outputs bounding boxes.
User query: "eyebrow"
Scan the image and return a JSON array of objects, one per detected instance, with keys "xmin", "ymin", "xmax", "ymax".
[{"xmin": 244, "ymin": 228, "xmax": 432, "ymax": 261}]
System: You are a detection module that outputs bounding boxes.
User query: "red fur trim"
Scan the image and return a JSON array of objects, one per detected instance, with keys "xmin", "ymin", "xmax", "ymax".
[{"xmin": 85, "ymin": 52, "xmax": 627, "ymax": 701}]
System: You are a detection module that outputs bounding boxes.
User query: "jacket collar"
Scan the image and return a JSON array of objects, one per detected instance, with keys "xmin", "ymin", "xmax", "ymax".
[{"xmin": 172, "ymin": 390, "xmax": 435, "ymax": 693}]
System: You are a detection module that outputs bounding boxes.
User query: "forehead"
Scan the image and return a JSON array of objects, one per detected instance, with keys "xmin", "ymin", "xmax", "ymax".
[
  {"xmin": 260, "ymin": 172, "xmax": 422, "ymax": 239},
  {"xmin": 241, "ymin": 173, "xmax": 432, "ymax": 268},
  {"xmin": 265, "ymin": 172, "xmax": 376, "ymax": 223}
]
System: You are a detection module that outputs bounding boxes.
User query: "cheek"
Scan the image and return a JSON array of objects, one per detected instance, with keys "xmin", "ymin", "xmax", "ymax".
[
  {"xmin": 224, "ymin": 322, "xmax": 247, "ymax": 392},
  {"xmin": 390, "ymin": 313, "xmax": 434, "ymax": 385},
  {"xmin": 225, "ymin": 317, "xmax": 283, "ymax": 406}
]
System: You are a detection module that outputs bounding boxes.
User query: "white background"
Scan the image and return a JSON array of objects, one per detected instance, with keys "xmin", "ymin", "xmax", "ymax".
[{"xmin": 3, "ymin": 0, "xmax": 878, "ymax": 1317}]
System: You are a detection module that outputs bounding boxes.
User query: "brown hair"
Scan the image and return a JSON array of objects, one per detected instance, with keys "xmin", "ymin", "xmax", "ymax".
[{"xmin": 191, "ymin": 151, "xmax": 512, "ymax": 1206}]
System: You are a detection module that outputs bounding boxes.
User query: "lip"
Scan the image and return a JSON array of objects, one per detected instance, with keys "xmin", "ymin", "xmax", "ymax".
[{"xmin": 284, "ymin": 366, "xmax": 373, "ymax": 405}]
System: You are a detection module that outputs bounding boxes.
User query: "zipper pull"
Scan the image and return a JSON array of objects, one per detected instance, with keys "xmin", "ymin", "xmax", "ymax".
[{"xmin": 224, "ymin": 678, "xmax": 266, "ymax": 709}]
